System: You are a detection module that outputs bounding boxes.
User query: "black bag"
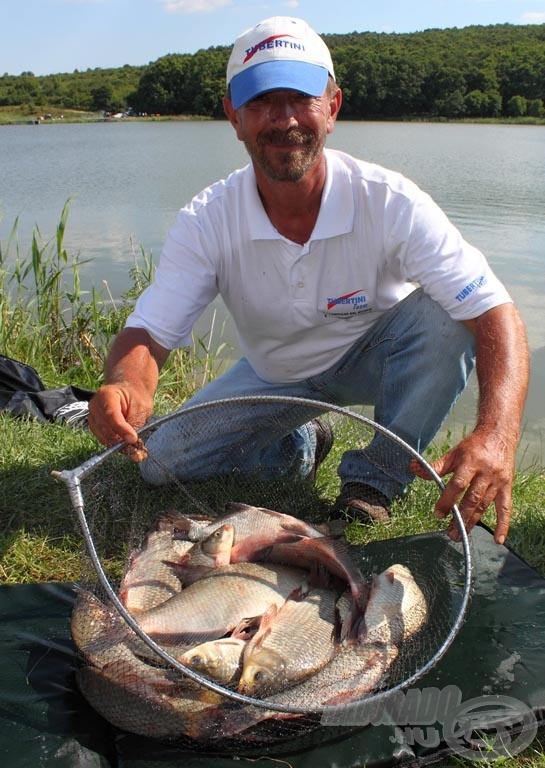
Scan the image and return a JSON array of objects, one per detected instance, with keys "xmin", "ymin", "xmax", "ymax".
[{"xmin": 0, "ymin": 354, "xmax": 94, "ymax": 425}]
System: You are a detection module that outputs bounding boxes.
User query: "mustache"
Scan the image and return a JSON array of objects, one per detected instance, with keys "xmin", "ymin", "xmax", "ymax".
[{"xmin": 258, "ymin": 129, "xmax": 314, "ymax": 146}]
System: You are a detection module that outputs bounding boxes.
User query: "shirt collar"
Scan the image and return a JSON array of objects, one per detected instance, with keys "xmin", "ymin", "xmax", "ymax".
[{"xmin": 245, "ymin": 149, "xmax": 355, "ymax": 242}]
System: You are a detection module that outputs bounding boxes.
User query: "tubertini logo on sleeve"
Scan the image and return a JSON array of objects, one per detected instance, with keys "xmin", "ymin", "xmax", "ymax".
[
  {"xmin": 243, "ymin": 35, "xmax": 301, "ymax": 63},
  {"xmin": 455, "ymin": 275, "xmax": 487, "ymax": 303},
  {"xmin": 325, "ymin": 290, "xmax": 370, "ymax": 316}
]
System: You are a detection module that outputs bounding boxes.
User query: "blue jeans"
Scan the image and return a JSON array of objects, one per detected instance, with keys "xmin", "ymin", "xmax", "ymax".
[{"xmin": 140, "ymin": 289, "xmax": 475, "ymax": 499}]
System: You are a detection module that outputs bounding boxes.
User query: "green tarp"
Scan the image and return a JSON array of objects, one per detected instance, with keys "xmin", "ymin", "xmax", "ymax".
[{"xmin": 1, "ymin": 525, "xmax": 544, "ymax": 767}]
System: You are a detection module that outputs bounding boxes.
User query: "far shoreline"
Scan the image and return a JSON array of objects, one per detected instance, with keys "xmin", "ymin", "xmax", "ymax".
[{"xmin": 1, "ymin": 107, "xmax": 544, "ymax": 128}]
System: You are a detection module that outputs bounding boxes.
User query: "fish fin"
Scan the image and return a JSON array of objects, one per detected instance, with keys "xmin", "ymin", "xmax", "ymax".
[
  {"xmin": 223, "ymin": 501, "xmax": 254, "ymax": 512},
  {"xmin": 249, "ymin": 604, "xmax": 278, "ymax": 648},
  {"xmin": 259, "ymin": 603, "xmax": 279, "ymax": 628},
  {"xmin": 161, "ymin": 559, "xmax": 212, "ymax": 585},
  {"xmin": 340, "ymin": 600, "xmax": 369, "ymax": 644},
  {"xmin": 229, "ymin": 532, "xmax": 304, "ymax": 564},
  {"xmin": 160, "ymin": 557, "xmax": 189, "ymax": 572},
  {"xmin": 384, "ymin": 568, "xmax": 396, "ymax": 584},
  {"xmin": 170, "ymin": 517, "xmax": 197, "ymax": 540},
  {"xmin": 285, "ymin": 583, "xmax": 308, "ymax": 602},
  {"xmin": 231, "ymin": 615, "xmax": 261, "ymax": 640}
]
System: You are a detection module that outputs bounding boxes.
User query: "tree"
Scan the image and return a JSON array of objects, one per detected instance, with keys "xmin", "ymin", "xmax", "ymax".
[
  {"xmin": 527, "ymin": 98, "xmax": 545, "ymax": 117},
  {"xmin": 507, "ymin": 95, "xmax": 527, "ymax": 117},
  {"xmin": 90, "ymin": 84, "xmax": 114, "ymax": 112}
]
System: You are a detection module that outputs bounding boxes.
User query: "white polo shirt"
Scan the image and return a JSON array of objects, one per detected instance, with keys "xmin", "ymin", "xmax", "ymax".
[{"xmin": 126, "ymin": 149, "xmax": 511, "ymax": 384}]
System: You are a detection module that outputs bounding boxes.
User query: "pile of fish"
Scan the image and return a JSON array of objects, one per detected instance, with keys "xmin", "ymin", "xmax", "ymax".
[{"xmin": 71, "ymin": 502, "xmax": 429, "ymax": 744}]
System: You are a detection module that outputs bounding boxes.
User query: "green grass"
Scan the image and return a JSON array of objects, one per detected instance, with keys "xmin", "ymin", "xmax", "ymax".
[{"xmin": 1, "ymin": 205, "xmax": 544, "ymax": 765}]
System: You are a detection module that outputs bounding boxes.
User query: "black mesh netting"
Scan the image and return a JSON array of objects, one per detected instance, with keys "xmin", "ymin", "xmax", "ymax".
[{"xmin": 53, "ymin": 396, "xmax": 471, "ymax": 753}]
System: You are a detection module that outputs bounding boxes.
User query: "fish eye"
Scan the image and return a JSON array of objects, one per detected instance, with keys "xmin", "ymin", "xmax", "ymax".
[
  {"xmin": 253, "ymin": 670, "xmax": 264, "ymax": 682},
  {"xmin": 190, "ymin": 654, "xmax": 202, "ymax": 665}
]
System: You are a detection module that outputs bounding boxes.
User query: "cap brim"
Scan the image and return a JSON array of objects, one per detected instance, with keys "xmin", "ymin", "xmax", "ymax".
[{"xmin": 229, "ymin": 60, "xmax": 330, "ymax": 109}]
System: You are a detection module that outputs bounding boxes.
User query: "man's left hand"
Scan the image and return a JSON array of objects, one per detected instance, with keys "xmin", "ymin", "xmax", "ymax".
[{"xmin": 410, "ymin": 428, "xmax": 516, "ymax": 545}]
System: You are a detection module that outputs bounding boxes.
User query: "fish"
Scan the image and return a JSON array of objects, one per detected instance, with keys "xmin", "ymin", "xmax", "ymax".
[
  {"xmin": 238, "ymin": 586, "xmax": 340, "ymax": 697},
  {"xmin": 359, "ymin": 563, "xmax": 429, "ymax": 645},
  {"xmin": 76, "ymin": 648, "xmax": 224, "ymax": 741},
  {"xmin": 166, "ymin": 523, "xmax": 235, "ymax": 585},
  {"xmin": 256, "ymin": 534, "xmax": 370, "ymax": 615},
  {"xmin": 174, "ymin": 502, "xmax": 324, "ymax": 562},
  {"xmin": 71, "ymin": 588, "xmax": 137, "ymax": 667},
  {"xmin": 118, "ymin": 516, "xmax": 195, "ymax": 615},
  {"xmin": 162, "ymin": 510, "xmax": 216, "ymax": 540},
  {"xmin": 72, "ymin": 587, "xmax": 228, "ymax": 741},
  {"xmin": 179, "ymin": 637, "xmax": 247, "ymax": 686},
  {"xmin": 136, "ymin": 562, "xmax": 308, "ymax": 647},
  {"xmin": 206, "ymin": 642, "xmax": 399, "ymax": 740}
]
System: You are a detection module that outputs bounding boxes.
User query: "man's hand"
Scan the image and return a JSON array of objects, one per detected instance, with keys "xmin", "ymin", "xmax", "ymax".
[
  {"xmin": 410, "ymin": 428, "xmax": 517, "ymax": 544},
  {"xmin": 88, "ymin": 383, "xmax": 152, "ymax": 461}
]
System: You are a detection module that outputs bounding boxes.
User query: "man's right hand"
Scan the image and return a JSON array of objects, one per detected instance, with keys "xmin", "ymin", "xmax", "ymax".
[{"xmin": 88, "ymin": 383, "xmax": 153, "ymax": 461}]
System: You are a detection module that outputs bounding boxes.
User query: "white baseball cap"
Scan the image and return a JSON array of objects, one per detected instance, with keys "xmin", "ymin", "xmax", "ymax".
[{"xmin": 226, "ymin": 16, "xmax": 335, "ymax": 109}]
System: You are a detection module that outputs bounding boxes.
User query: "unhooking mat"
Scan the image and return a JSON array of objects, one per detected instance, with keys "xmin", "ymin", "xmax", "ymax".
[{"xmin": 1, "ymin": 524, "xmax": 544, "ymax": 768}]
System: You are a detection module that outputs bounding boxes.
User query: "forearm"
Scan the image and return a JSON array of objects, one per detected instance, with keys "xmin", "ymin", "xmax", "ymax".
[
  {"xmin": 467, "ymin": 303, "xmax": 529, "ymax": 448},
  {"xmin": 416, "ymin": 303, "xmax": 530, "ymax": 545},
  {"xmin": 104, "ymin": 327, "xmax": 170, "ymax": 399}
]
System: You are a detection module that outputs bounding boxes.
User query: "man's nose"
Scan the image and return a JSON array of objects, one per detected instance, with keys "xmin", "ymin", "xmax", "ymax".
[{"xmin": 268, "ymin": 96, "xmax": 299, "ymax": 124}]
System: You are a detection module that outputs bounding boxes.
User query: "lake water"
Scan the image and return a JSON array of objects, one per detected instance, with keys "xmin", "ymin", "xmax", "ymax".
[{"xmin": 1, "ymin": 120, "xmax": 544, "ymax": 466}]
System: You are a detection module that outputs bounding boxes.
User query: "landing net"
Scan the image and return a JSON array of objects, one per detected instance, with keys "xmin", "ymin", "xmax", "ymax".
[{"xmin": 53, "ymin": 396, "xmax": 471, "ymax": 751}]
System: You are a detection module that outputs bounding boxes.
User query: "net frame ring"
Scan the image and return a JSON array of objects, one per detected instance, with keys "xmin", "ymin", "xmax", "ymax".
[{"xmin": 52, "ymin": 395, "xmax": 472, "ymax": 718}]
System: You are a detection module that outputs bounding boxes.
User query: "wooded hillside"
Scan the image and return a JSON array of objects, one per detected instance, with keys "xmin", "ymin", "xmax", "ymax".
[{"xmin": 1, "ymin": 23, "xmax": 544, "ymax": 120}]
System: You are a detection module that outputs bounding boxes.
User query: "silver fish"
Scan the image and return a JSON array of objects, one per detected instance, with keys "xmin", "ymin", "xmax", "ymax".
[
  {"xmin": 118, "ymin": 517, "xmax": 194, "ymax": 615},
  {"xmin": 72, "ymin": 588, "xmax": 226, "ymax": 741},
  {"xmin": 71, "ymin": 588, "xmax": 136, "ymax": 667},
  {"xmin": 76, "ymin": 649, "xmax": 224, "ymax": 741},
  {"xmin": 206, "ymin": 642, "xmax": 398, "ymax": 740},
  {"xmin": 179, "ymin": 637, "xmax": 247, "ymax": 685},
  {"xmin": 238, "ymin": 587, "xmax": 339, "ymax": 696},
  {"xmin": 176, "ymin": 502, "xmax": 324, "ymax": 561},
  {"xmin": 136, "ymin": 562, "xmax": 308, "ymax": 646},
  {"xmin": 360, "ymin": 563, "xmax": 429, "ymax": 645},
  {"xmin": 167, "ymin": 523, "xmax": 235, "ymax": 585}
]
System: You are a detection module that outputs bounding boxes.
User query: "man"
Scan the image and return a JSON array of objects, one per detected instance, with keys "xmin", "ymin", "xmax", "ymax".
[{"xmin": 88, "ymin": 16, "xmax": 529, "ymax": 545}]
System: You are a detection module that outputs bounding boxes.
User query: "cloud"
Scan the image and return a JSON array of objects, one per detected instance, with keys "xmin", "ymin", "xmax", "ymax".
[
  {"xmin": 520, "ymin": 11, "xmax": 545, "ymax": 23},
  {"xmin": 160, "ymin": 0, "xmax": 233, "ymax": 12}
]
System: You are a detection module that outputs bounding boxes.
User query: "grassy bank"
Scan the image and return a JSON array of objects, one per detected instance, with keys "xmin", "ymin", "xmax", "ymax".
[{"xmin": 1, "ymin": 207, "xmax": 545, "ymax": 765}]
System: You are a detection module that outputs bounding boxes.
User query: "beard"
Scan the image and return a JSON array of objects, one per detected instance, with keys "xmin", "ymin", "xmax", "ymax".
[{"xmin": 244, "ymin": 127, "xmax": 326, "ymax": 182}]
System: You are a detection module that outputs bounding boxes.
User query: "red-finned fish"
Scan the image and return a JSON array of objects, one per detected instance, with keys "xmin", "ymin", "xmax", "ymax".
[
  {"xmin": 174, "ymin": 502, "xmax": 324, "ymax": 563},
  {"xmin": 256, "ymin": 534, "xmax": 370, "ymax": 615}
]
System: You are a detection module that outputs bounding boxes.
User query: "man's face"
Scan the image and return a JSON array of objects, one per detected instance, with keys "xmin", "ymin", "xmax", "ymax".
[{"xmin": 224, "ymin": 87, "xmax": 341, "ymax": 183}]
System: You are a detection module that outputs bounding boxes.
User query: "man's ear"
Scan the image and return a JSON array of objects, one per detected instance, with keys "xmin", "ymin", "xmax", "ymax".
[
  {"xmin": 223, "ymin": 96, "xmax": 239, "ymax": 130},
  {"xmin": 327, "ymin": 87, "xmax": 343, "ymax": 135}
]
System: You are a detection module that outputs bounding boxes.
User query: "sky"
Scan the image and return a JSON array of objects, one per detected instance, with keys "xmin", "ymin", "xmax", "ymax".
[{"xmin": 3, "ymin": 0, "xmax": 545, "ymax": 76}]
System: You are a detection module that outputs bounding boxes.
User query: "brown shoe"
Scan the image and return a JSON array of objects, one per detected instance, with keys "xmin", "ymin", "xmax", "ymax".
[
  {"xmin": 310, "ymin": 418, "xmax": 334, "ymax": 479},
  {"xmin": 333, "ymin": 482, "xmax": 391, "ymax": 523}
]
